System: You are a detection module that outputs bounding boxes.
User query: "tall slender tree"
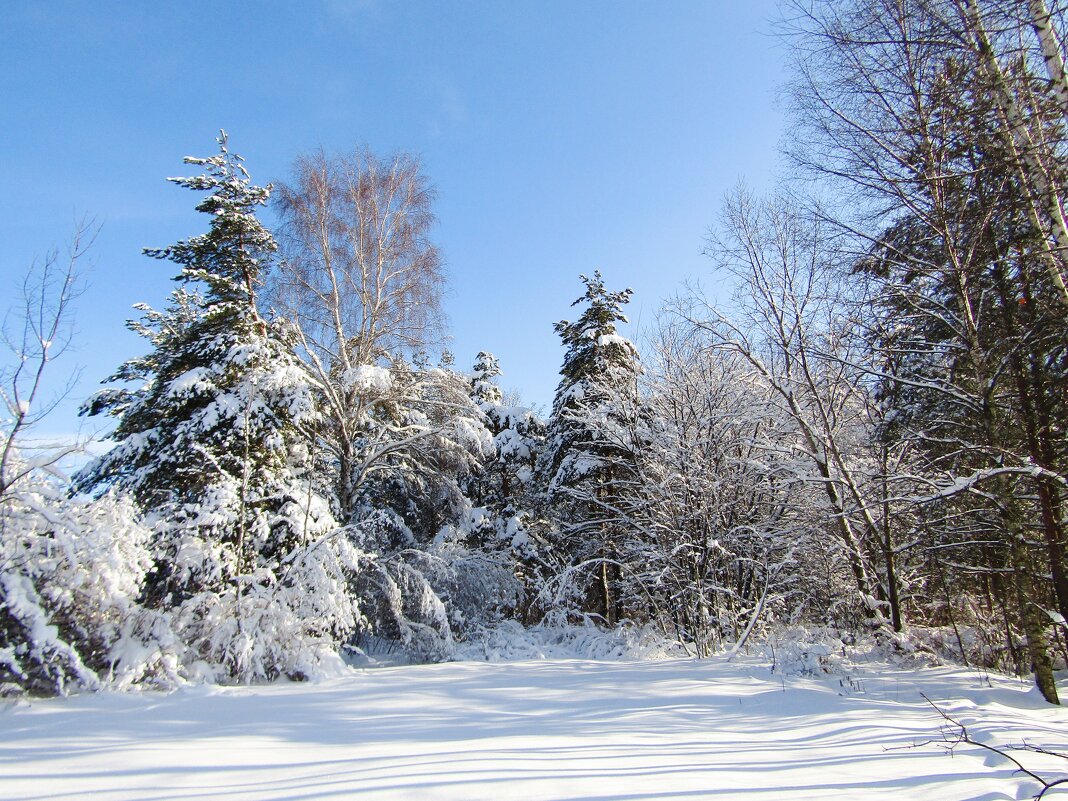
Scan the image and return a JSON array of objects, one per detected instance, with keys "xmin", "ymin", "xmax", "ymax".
[
  {"xmin": 270, "ymin": 148, "xmax": 446, "ymax": 521},
  {"xmin": 539, "ymin": 272, "xmax": 640, "ymax": 624}
]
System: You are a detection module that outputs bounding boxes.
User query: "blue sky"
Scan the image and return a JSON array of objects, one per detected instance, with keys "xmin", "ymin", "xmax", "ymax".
[{"xmin": 1, "ymin": 1, "xmax": 785, "ymax": 440}]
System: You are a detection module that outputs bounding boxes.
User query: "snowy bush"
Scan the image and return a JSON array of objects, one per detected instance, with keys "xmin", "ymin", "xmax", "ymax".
[
  {"xmin": 343, "ymin": 505, "xmax": 530, "ymax": 663},
  {"xmin": 167, "ymin": 525, "xmax": 363, "ymax": 683},
  {"xmin": 453, "ymin": 619, "xmax": 688, "ymax": 662},
  {"xmin": 430, "ymin": 506, "xmax": 526, "ymax": 629},
  {"xmin": 345, "ymin": 509, "xmax": 454, "ymax": 662},
  {"xmin": 755, "ymin": 625, "xmax": 944, "ymax": 679},
  {"xmin": 0, "ymin": 460, "xmax": 157, "ymax": 696}
]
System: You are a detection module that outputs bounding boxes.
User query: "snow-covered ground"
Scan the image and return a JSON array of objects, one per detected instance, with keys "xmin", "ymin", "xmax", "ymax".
[{"xmin": 2, "ymin": 652, "xmax": 1066, "ymax": 800}]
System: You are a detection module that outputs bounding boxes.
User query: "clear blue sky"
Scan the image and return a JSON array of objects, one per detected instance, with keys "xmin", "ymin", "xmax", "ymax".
[{"xmin": 0, "ymin": 1, "xmax": 785, "ymax": 441}]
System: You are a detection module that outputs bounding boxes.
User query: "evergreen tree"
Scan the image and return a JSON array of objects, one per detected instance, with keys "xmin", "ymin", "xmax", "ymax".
[
  {"xmin": 471, "ymin": 351, "xmax": 504, "ymax": 407},
  {"xmin": 454, "ymin": 352, "xmax": 545, "ymax": 623},
  {"xmin": 77, "ymin": 133, "xmax": 351, "ymax": 681},
  {"xmin": 467, "ymin": 351, "xmax": 544, "ymax": 512},
  {"xmin": 539, "ymin": 272, "xmax": 640, "ymax": 624}
]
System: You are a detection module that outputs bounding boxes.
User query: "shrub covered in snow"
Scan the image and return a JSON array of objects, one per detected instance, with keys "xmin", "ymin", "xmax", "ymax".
[
  {"xmin": 0, "ymin": 459, "xmax": 157, "ymax": 696},
  {"xmin": 453, "ymin": 619, "xmax": 689, "ymax": 663}
]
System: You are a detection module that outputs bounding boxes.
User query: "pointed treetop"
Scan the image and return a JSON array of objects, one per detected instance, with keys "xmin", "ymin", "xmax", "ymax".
[
  {"xmin": 554, "ymin": 271, "xmax": 638, "ymax": 395},
  {"xmin": 145, "ymin": 132, "xmax": 276, "ymax": 312}
]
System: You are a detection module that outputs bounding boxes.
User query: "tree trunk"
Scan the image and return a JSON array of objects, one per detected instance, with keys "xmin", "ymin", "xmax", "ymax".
[{"xmin": 1011, "ymin": 534, "xmax": 1060, "ymax": 703}]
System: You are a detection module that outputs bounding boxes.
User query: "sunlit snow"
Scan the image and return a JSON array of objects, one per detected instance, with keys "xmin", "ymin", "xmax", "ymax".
[{"xmin": 2, "ymin": 651, "xmax": 1065, "ymax": 801}]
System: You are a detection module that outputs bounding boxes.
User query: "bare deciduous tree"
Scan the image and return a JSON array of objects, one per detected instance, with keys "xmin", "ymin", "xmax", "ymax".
[
  {"xmin": 0, "ymin": 223, "xmax": 92, "ymax": 497},
  {"xmin": 781, "ymin": 0, "xmax": 1067, "ymax": 703},
  {"xmin": 687, "ymin": 191, "xmax": 900, "ymax": 631},
  {"xmin": 272, "ymin": 147, "xmax": 444, "ymax": 366},
  {"xmin": 270, "ymin": 148, "xmax": 447, "ymax": 519}
]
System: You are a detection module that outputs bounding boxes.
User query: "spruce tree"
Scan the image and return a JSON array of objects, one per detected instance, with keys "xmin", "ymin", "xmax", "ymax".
[
  {"xmin": 467, "ymin": 352, "xmax": 543, "ymax": 510},
  {"xmin": 78, "ymin": 133, "xmax": 349, "ymax": 680},
  {"xmin": 539, "ymin": 272, "xmax": 640, "ymax": 624}
]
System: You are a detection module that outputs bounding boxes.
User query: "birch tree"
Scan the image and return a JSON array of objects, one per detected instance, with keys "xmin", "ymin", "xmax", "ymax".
[{"xmin": 271, "ymin": 147, "xmax": 447, "ymax": 521}]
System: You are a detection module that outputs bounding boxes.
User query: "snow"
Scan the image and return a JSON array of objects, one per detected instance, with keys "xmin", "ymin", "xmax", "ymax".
[
  {"xmin": 342, "ymin": 364, "xmax": 392, "ymax": 392},
  {"xmin": 2, "ymin": 653, "xmax": 1065, "ymax": 800},
  {"xmin": 596, "ymin": 332, "xmax": 632, "ymax": 349},
  {"xmin": 164, "ymin": 366, "xmax": 213, "ymax": 398}
]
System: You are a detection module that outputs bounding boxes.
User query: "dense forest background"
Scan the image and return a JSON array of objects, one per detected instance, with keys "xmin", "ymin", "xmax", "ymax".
[{"xmin": 3, "ymin": 0, "xmax": 1068, "ymax": 706}]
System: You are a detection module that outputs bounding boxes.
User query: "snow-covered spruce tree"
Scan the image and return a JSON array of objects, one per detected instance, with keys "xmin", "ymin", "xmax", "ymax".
[
  {"xmin": 441, "ymin": 352, "xmax": 545, "ymax": 626},
  {"xmin": 77, "ymin": 133, "xmax": 355, "ymax": 682},
  {"xmin": 538, "ymin": 272, "xmax": 641, "ymax": 625},
  {"xmin": 471, "ymin": 351, "xmax": 503, "ymax": 406},
  {"xmin": 467, "ymin": 352, "xmax": 545, "ymax": 526}
]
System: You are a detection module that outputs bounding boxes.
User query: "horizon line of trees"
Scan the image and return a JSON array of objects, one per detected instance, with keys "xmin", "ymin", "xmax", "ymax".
[{"xmin": 2, "ymin": 0, "xmax": 1067, "ymax": 705}]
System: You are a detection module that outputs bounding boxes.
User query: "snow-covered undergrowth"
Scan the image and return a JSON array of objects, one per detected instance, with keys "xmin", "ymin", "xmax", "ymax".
[
  {"xmin": 452, "ymin": 620, "xmax": 690, "ymax": 662},
  {"xmin": 450, "ymin": 621, "xmax": 971, "ymax": 677},
  {"xmin": 2, "ymin": 650, "xmax": 1065, "ymax": 801}
]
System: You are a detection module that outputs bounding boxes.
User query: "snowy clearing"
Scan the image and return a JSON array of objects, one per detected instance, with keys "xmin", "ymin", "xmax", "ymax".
[{"xmin": 2, "ymin": 654, "xmax": 1066, "ymax": 801}]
